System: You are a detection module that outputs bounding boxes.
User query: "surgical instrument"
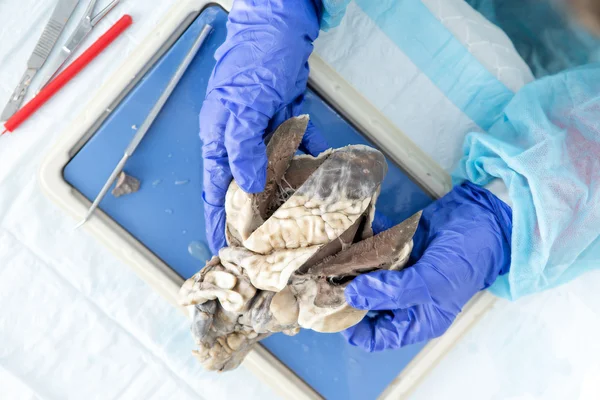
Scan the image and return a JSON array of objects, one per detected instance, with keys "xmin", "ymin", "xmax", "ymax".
[
  {"xmin": 1, "ymin": 0, "xmax": 80, "ymax": 121},
  {"xmin": 38, "ymin": 0, "xmax": 121, "ymax": 91},
  {"xmin": 75, "ymin": 24, "xmax": 213, "ymax": 229},
  {"xmin": 3, "ymin": 15, "xmax": 133, "ymax": 135}
]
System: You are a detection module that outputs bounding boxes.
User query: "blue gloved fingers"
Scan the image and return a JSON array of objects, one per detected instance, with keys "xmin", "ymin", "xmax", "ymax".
[
  {"xmin": 199, "ymin": 0, "xmax": 322, "ymax": 252},
  {"xmin": 221, "ymin": 103, "xmax": 269, "ymax": 194},
  {"xmin": 265, "ymin": 94, "xmax": 329, "ymax": 157},
  {"xmin": 341, "ymin": 314, "xmax": 380, "ymax": 352},
  {"xmin": 267, "ymin": 95, "xmax": 304, "ymax": 137},
  {"xmin": 204, "ymin": 2, "xmax": 318, "ymax": 193},
  {"xmin": 301, "ymin": 119, "xmax": 330, "ymax": 156},
  {"xmin": 264, "ymin": 95, "xmax": 330, "ymax": 157},
  {"xmin": 352, "ymin": 231, "xmax": 486, "ymax": 316},
  {"xmin": 345, "ymin": 268, "xmax": 434, "ymax": 311},
  {"xmin": 342, "ymin": 182, "xmax": 512, "ymax": 351},
  {"xmin": 199, "ymin": 97, "xmax": 324, "ymax": 253},
  {"xmin": 343, "ymin": 309, "xmax": 420, "ymax": 352},
  {"xmin": 200, "ymin": 98, "xmax": 235, "ymax": 254},
  {"xmin": 203, "ymin": 195, "xmax": 227, "ymax": 255},
  {"xmin": 201, "ymin": 121, "xmax": 232, "ymax": 254},
  {"xmin": 202, "ymin": 167, "xmax": 230, "ymax": 254},
  {"xmin": 342, "ymin": 310, "xmax": 409, "ymax": 352},
  {"xmin": 408, "ymin": 214, "xmax": 430, "ymax": 263},
  {"xmin": 413, "ymin": 216, "xmax": 509, "ymax": 305},
  {"xmin": 343, "ymin": 305, "xmax": 455, "ymax": 352},
  {"xmin": 371, "ymin": 211, "xmax": 394, "ymax": 235}
]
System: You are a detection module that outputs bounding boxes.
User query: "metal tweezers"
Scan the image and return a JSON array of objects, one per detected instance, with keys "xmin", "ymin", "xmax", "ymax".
[
  {"xmin": 38, "ymin": 0, "xmax": 121, "ymax": 90},
  {"xmin": 75, "ymin": 24, "xmax": 214, "ymax": 229}
]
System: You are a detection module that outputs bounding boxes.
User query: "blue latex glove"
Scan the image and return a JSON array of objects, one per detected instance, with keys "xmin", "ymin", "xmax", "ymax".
[
  {"xmin": 200, "ymin": 0, "xmax": 328, "ymax": 254},
  {"xmin": 343, "ymin": 182, "xmax": 512, "ymax": 352}
]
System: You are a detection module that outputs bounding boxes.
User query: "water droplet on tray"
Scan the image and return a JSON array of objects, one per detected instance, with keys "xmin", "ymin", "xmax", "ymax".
[
  {"xmin": 168, "ymin": 153, "xmax": 172, "ymax": 158},
  {"xmin": 175, "ymin": 179, "xmax": 189, "ymax": 185},
  {"xmin": 165, "ymin": 209, "xmax": 173, "ymax": 214},
  {"xmin": 188, "ymin": 241, "xmax": 211, "ymax": 262},
  {"xmin": 152, "ymin": 179, "xmax": 163, "ymax": 187},
  {"xmin": 132, "ymin": 124, "xmax": 138, "ymax": 130},
  {"xmin": 182, "ymin": 230, "xmax": 187, "ymax": 235}
]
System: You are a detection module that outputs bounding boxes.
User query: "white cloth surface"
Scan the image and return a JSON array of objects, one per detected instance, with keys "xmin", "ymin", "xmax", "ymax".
[
  {"xmin": 314, "ymin": 0, "xmax": 534, "ymax": 172},
  {"xmin": 1, "ymin": 0, "xmax": 600, "ymax": 399}
]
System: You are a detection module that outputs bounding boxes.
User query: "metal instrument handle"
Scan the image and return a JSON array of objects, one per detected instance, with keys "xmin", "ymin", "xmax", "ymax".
[{"xmin": 125, "ymin": 24, "xmax": 213, "ymax": 156}]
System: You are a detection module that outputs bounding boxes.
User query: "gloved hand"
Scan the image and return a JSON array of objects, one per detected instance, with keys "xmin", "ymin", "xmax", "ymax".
[
  {"xmin": 343, "ymin": 181, "xmax": 512, "ymax": 352},
  {"xmin": 200, "ymin": 0, "xmax": 328, "ymax": 254}
]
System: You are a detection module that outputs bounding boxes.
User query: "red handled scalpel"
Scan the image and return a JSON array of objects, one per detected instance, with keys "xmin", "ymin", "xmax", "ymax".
[{"xmin": 2, "ymin": 14, "xmax": 133, "ymax": 135}]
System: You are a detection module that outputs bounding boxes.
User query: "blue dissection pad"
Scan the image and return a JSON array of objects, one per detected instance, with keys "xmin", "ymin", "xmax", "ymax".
[{"xmin": 64, "ymin": 5, "xmax": 434, "ymax": 400}]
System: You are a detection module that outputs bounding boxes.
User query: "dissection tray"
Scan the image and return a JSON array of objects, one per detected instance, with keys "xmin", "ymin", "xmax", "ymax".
[{"xmin": 39, "ymin": 1, "xmax": 496, "ymax": 399}]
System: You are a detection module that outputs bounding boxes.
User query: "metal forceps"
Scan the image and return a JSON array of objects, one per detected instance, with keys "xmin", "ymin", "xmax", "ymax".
[
  {"xmin": 38, "ymin": 0, "xmax": 121, "ymax": 90},
  {"xmin": 75, "ymin": 24, "xmax": 213, "ymax": 229}
]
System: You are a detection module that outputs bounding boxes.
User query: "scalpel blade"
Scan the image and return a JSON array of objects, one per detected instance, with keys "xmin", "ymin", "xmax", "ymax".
[{"xmin": 1, "ymin": 0, "xmax": 80, "ymax": 121}]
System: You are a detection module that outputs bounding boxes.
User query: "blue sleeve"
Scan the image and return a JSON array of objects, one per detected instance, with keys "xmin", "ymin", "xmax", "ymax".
[
  {"xmin": 454, "ymin": 63, "xmax": 600, "ymax": 300},
  {"xmin": 320, "ymin": 0, "xmax": 350, "ymax": 30}
]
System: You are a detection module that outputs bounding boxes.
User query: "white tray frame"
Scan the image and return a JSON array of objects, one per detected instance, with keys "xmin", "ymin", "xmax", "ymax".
[{"xmin": 39, "ymin": 1, "xmax": 496, "ymax": 398}]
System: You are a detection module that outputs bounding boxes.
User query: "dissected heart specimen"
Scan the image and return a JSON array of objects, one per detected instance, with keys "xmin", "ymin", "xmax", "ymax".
[{"xmin": 180, "ymin": 115, "xmax": 421, "ymax": 371}]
